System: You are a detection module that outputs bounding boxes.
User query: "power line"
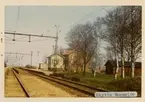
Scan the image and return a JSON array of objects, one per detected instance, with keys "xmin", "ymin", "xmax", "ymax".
[
  {"xmin": 5, "ymin": 52, "xmax": 32, "ymax": 66},
  {"xmin": 69, "ymin": 7, "xmax": 114, "ymax": 29},
  {"xmin": 69, "ymin": 7, "xmax": 103, "ymax": 28},
  {"xmin": 16, "ymin": 36, "xmax": 28, "ymax": 40},
  {"xmin": 5, "ymin": 52, "xmax": 31, "ymax": 55},
  {"xmin": 5, "ymin": 32, "xmax": 57, "ymax": 39},
  {"xmin": 28, "ymin": 37, "xmax": 51, "ymax": 41},
  {"xmin": 5, "ymin": 42, "xmax": 15, "ymax": 44},
  {"xmin": 6, "ymin": 56, "xmax": 20, "ymax": 66},
  {"xmin": 5, "ymin": 36, "xmax": 12, "ymax": 40},
  {"xmin": 5, "ymin": 39, "xmax": 50, "ymax": 43},
  {"xmin": 15, "ymin": 6, "xmax": 20, "ymax": 32}
]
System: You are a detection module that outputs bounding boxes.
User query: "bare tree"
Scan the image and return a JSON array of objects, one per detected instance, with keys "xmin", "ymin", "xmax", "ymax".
[
  {"xmin": 125, "ymin": 6, "xmax": 141, "ymax": 77},
  {"xmin": 101, "ymin": 6, "xmax": 141, "ymax": 78},
  {"xmin": 101, "ymin": 7, "xmax": 126, "ymax": 78},
  {"xmin": 90, "ymin": 52, "xmax": 104, "ymax": 76},
  {"xmin": 66, "ymin": 22, "xmax": 99, "ymax": 76}
]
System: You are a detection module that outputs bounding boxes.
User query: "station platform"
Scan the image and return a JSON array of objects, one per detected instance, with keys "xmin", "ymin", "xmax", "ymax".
[{"xmin": 23, "ymin": 68, "xmax": 53, "ymax": 76}]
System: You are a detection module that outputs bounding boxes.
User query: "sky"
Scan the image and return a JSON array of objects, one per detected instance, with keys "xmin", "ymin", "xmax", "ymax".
[{"xmin": 5, "ymin": 6, "xmax": 115, "ymax": 66}]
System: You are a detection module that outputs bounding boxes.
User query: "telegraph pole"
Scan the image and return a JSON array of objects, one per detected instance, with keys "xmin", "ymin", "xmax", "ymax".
[
  {"xmin": 54, "ymin": 25, "xmax": 60, "ymax": 54},
  {"xmin": 37, "ymin": 51, "xmax": 39, "ymax": 69},
  {"xmin": 21, "ymin": 55, "xmax": 23, "ymax": 66},
  {"xmin": 5, "ymin": 28, "xmax": 59, "ymax": 68},
  {"xmin": 5, "ymin": 52, "xmax": 31, "ymax": 66},
  {"xmin": 53, "ymin": 25, "xmax": 60, "ymax": 71},
  {"xmin": 19, "ymin": 57, "xmax": 21, "ymax": 66},
  {"xmin": 31, "ymin": 51, "xmax": 33, "ymax": 66}
]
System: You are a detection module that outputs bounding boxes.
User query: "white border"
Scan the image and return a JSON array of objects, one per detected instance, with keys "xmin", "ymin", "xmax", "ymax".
[{"xmin": 0, "ymin": 0, "xmax": 145, "ymax": 102}]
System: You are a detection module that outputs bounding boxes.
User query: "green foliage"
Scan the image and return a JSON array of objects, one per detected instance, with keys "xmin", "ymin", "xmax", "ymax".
[
  {"xmin": 108, "ymin": 77, "xmax": 141, "ymax": 96},
  {"xmin": 59, "ymin": 72, "xmax": 141, "ymax": 96},
  {"xmin": 50, "ymin": 73, "xmax": 64, "ymax": 78},
  {"xmin": 71, "ymin": 77, "xmax": 80, "ymax": 82}
]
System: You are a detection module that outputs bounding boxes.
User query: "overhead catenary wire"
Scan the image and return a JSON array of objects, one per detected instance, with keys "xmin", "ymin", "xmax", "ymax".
[
  {"xmin": 15, "ymin": 6, "xmax": 20, "ymax": 32},
  {"xmin": 5, "ymin": 38, "xmax": 51, "ymax": 42},
  {"xmin": 5, "ymin": 36, "xmax": 13, "ymax": 40},
  {"xmin": 5, "ymin": 42, "xmax": 15, "ymax": 44},
  {"xmin": 69, "ymin": 7, "xmax": 103, "ymax": 28},
  {"xmin": 69, "ymin": 7, "xmax": 115, "ymax": 29},
  {"xmin": 7, "ymin": 57, "xmax": 20, "ymax": 65},
  {"xmin": 16, "ymin": 36, "xmax": 28, "ymax": 40}
]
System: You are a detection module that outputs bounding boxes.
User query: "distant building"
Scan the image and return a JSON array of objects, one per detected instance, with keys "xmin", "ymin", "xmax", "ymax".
[
  {"xmin": 47, "ymin": 54, "xmax": 65, "ymax": 71},
  {"xmin": 39, "ymin": 63, "xmax": 48, "ymax": 70},
  {"xmin": 95, "ymin": 66, "xmax": 106, "ymax": 74},
  {"xmin": 62, "ymin": 49, "xmax": 91, "ymax": 73},
  {"xmin": 104, "ymin": 60, "xmax": 141, "ymax": 76}
]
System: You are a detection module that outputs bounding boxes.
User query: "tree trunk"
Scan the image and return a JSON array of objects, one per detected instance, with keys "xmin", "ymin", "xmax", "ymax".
[
  {"xmin": 131, "ymin": 43, "xmax": 135, "ymax": 77},
  {"xmin": 76, "ymin": 65, "xmax": 78, "ymax": 73},
  {"xmin": 131, "ymin": 61, "xmax": 135, "ymax": 77},
  {"xmin": 131, "ymin": 7, "xmax": 135, "ymax": 78},
  {"xmin": 83, "ymin": 52, "xmax": 87, "ymax": 76},
  {"xmin": 115, "ymin": 38, "xmax": 119, "ymax": 79},
  {"xmin": 121, "ymin": 37, "xmax": 125, "ymax": 78},
  {"xmin": 115, "ymin": 56, "xmax": 119, "ymax": 79},
  {"xmin": 121, "ymin": 56, "xmax": 125, "ymax": 78},
  {"xmin": 94, "ymin": 69, "xmax": 96, "ymax": 77},
  {"xmin": 83, "ymin": 63, "xmax": 86, "ymax": 76}
]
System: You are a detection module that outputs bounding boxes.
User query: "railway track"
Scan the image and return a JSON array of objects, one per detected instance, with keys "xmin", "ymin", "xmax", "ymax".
[
  {"xmin": 20, "ymin": 68, "xmax": 108, "ymax": 97},
  {"xmin": 12, "ymin": 68, "xmax": 30, "ymax": 97},
  {"xmin": 5, "ymin": 68, "xmax": 30, "ymax": 97},
  {"xmin": 11, "ymin": 68, "xmax": 76, "ymax": 97}
]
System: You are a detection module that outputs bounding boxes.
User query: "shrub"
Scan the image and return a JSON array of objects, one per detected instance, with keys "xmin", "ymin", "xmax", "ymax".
[
  {"xmin": 50, "ymin": 73, "xmax": 64, "ymax": 78},
  {"xmin": 108, "ymin": 77, "xmax": 141, "ymax": 96},
  {"xmin": 63, "ymin": 75, "xmax": 71, "ymax": 80},
  {"xmin": 71, "ymin": 77, "xmax": 80, "ymax": 82},
  {"xmin": 51, "ymin": 68, "xmax": 57, "ymax": 72}
]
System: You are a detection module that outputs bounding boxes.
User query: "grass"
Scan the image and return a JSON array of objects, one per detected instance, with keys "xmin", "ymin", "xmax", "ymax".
[
  {"xmin": 58, "ymin": 72, "xmax": 115, "ymax": 90},
  {"xmin": 55, "ymin": 72, "xmax": 141, "ymax": 96}
]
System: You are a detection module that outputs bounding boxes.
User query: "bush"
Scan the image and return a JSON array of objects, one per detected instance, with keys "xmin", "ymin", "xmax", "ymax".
[
  {"xmin": 108, "ymin": 77, "xmax": 141, "ymax": 96},
  {"xmin": 51, "ymin": 68, "xmax": 57, "ymax": 72},
  {"xmin": 71, "ymin": 77, "xmax": 80, "ymax": 82},
  {"xmin": 50, "ymin": 73, "xmax": 64, "ymax": 78},
  {"xmin": 63, "ymin": 75, "xmax": 71, "ymax": 80}
]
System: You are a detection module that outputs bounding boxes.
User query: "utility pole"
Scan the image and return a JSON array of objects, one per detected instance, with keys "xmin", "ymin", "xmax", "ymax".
[
  {"xmin": 54, "ymin": 25, "xmax": 60, "ymax": 55},
  {"xmin": 5, "ymin": 52, "xmax": 31, "ymax": 66},
  {"xmin": 37, "ymin": 51, "xmax": 39, "ymax": 69},
  {"xmin": 31, "ymin": 51, "xmax": 33, "ymax": 66},
  {"xmin": 53, "ymin": 25, "xmax": 60, "ymax": 71},
  {"xmin": 19, "ymin": 56, "xmax": 21, "ymax": 66},
  {"xmin": 21, "ymin": 55, "xmax": 23, "ymax": 66},
  {"xmin": 5, "ymin": 30, "xmax": 59, "ymax": 68}
]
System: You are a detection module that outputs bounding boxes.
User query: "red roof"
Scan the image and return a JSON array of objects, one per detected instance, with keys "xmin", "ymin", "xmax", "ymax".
[{"xmin": 62, "ymin": 50, "xmax": 73, "ymax": 55}]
